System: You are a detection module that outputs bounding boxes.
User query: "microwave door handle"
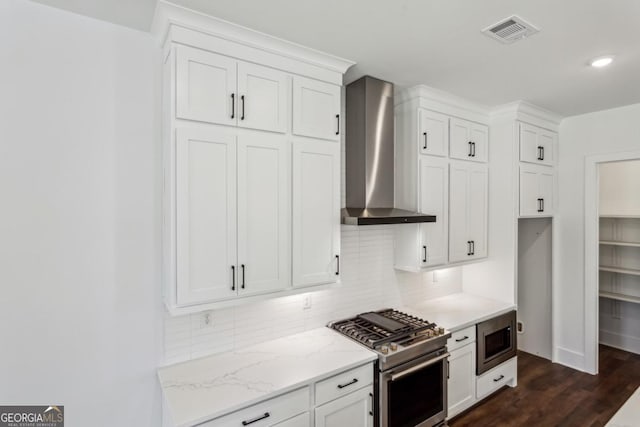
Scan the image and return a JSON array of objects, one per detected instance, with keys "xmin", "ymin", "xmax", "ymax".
[{"xmin": 390, "ymin": 352, "xmax": 450, "ymax": 381}]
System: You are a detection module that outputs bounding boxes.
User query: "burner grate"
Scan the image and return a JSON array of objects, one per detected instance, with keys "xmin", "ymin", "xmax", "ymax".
[{"xmin": 330, "ymin": 309, "xmax": 436, "ymax": 348}]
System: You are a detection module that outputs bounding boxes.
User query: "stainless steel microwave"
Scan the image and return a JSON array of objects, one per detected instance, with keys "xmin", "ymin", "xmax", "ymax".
[{"xmin": 476, "ymin": 311, "xmax": 517, "ymax": 375}]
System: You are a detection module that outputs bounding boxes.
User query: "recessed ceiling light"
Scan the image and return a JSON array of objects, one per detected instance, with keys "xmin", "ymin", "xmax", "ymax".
[{"xmin": 590, "ymin": 56, "xmax": 614, "ymax": 68}]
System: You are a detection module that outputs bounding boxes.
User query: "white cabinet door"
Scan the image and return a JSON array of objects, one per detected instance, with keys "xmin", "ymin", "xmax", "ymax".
[
  {"xmin": 237, "ymin": 62, "xmax": 288, "ymax": 133},
  {"xmin": 293, "ymin": 76, "xmax": 341, "ymax": 141},
  {"xmin": 467, "ymin": 164, "xmax": 488, "ymax": 259},
  {"xmin": 447, "ymin": 344, "xmax": 476, "ymax": 418},
  {"xmin": 519, "ymin": 163, "xmax": 554, "ymax": 217},
  {"xmin": 449, "ymin": 161, "xmax": 488, "ymax": 262},
  {"xmin": 292, "ymin": 140, "xmax": 340, "ymax": 287},
  {"xmin": 176, "ymin": 128, "xmax": 237, "ymax": 305},
  {"xmin": 450, "ymin": 118, "xmax": 488, "ymax": 162},
  {"xmin": 237, "ymin": 133, "xmax": 290, "ymax": 296},
  {"xmin": 419, "ymin": 109, "xmax": 449, "ymax": 157},
  {"xmin": 448, "ymin": 162, "xmax": 470, "ymax": 263},
  {"xmin": 315, "ymin": 387, "xmax": 373, "ymax": 427},
  {"xmin": 419, "ymin": 157, "xmax": 449, "ymax": 267},
  {"xmin": 176, "ymin": 45, "xmax": 237, "ymax": 126},
  {"xmin": 519, "ymin": 123, "xmax": 556, "ymax": 166}
]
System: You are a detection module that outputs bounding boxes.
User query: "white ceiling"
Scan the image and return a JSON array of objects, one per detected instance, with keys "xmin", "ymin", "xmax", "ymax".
[{"xmin": 30, "ymin": 0, "xmax": 640, "ymax": 116}]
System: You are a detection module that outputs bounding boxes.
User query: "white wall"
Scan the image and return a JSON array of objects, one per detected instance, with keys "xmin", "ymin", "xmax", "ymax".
[
  {"xmin": 558, "ymin": 103, "xmax": 640, "ymax": 370},
  {"xmin": 599, "ymin": 160, "xmax": 640, "ymax": 216},
  {"xmin": 163, "ymin": 226, "xmax": 463, "ymax": 364},
  {"xmin": 0, "ymin": 1, "xmax": 162, "ymax": 426}
]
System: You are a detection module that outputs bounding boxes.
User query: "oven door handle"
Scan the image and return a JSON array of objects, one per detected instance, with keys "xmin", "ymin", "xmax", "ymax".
[{"xmin": 390, "ymin": 352, "xmax": 450, "ymax": 381}]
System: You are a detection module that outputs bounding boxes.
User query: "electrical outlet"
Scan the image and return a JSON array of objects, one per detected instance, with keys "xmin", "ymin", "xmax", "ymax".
[
  {"xmin": 432, "ymin": 271, "xmax": 439, "ymax": 283},
  {"xmin": 517, "ymin": 321, "xmax": 524, "ymax": 333},
  {"xmin": 303, "ymin": 294, "xmax": 312, "ymax": 310},
  {"xmin": 200, "ymin": 311, "xmax": 214, "ymax": 329}
]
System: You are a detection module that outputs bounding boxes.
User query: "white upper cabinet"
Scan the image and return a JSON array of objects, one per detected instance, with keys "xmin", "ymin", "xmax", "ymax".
[
  {"xmin": 237, "ymin": 133, "xmax": 290, "ymax": 296},
  {"xmin": 176, "ymin": 45, "xmax": 288, "ymax": 133},
  {"xmin": 176, "ymin": 46, "xmax": 237, "ymax": 126},
  {"xmin": 293, "ymin": 76, "xmax": 341, "ymax": 141},
  {"xmin": 176, "ymin": 128, "xmax": 237, "ymax": 305},
  {"xmin": 519, "ymin": 163, "xmax": 554, "ymax": 217},
  {"xmin": 419, "ymin": 109, "xmax": 449, "ymax": 157},
  {"xmin": 419, "ymin": 157, "xmax": 449, "ymax": 267},
  {"xmin": 237, "ymin": 62, "xmax": 288, "ymax": 133},
  {"xmin": 519, "ymin": 122, "xmax": 556, "ymax": 166},
  {"xmin": 450, "ymin": 118, "xmax": 488, "ymax": 162},
  {"xmin": 292, "ymin": 140, "xmax": 340, "ymax": 287},
  {"xmin": 449, "ymin": 161, "xmax": 488, "ymax": 262},
  {"xmin": 160, "ymin": 9, "xmax": 351, "ymax": 313}
]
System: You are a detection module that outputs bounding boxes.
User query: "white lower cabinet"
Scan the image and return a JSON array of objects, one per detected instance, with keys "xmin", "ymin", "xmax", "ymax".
[
  {"xmin": 314, "ymin": 386, "xmax": 373, "ymax": 427},
  {"xmin": 447, "ymin": 344, "xmax": 476, "ymax": 418},
  {"xmin": 274, "ymin": 413, "xmax": 311, "ymax": 427},
  {"xmin": 476, "ymin": 357, "xmax": 517, "ymax": 400},
  {"xmin": 201, "ymin": 387, "xmax": 309, "ymax": 427},
  {"xmin": 447, "ymin": 326, "xmax": 477, "ymax": 419}
]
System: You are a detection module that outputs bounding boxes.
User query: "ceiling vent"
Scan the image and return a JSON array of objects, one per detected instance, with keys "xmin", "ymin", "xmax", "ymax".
[{"xmin": 482, "ymin": 15, "xmax": 539, "ymax": 44}]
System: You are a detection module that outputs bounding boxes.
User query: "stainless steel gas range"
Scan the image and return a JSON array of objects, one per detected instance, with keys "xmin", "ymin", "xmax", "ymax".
[{"xmin": 329, "ymin": 309, "xmax": 451, "ymax": 427}]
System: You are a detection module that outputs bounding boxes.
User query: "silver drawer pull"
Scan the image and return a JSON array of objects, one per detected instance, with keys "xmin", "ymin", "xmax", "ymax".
[
  {"xmin": 455, "ymin": 336, "xmax": 469, "ymax": 342},
  {"xmin": 337, "ymin": 378, "xmax": 358, "ymax": 389},
  {"xmin": 493, "ymin": 374, "xmax": 505, "ymax": 382},
  {"xmin": 391, "ymin": 353, "xmax": 449, "ymax": 381},
  {"xmin": 242, "ymin": 412, "xmax": 270, "ymax": 426}
]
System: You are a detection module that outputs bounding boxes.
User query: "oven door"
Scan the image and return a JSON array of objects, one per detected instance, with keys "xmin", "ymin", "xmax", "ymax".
[
  {"xmin": 380, "ymin": 348, "xmax": 449, "ymax": 427},
  {"xmin": 476, "ymin": 310, "xmax": 517, "ymax": 375}
]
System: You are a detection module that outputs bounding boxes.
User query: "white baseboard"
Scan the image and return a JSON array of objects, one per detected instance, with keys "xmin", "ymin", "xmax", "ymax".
[
  {"xmin": 600, "ymin": 329, "xmax": 640, "ymax": 355},
  {"xmin": 555, "ymin": 346, "xmax": 586, "ymax": 372}
]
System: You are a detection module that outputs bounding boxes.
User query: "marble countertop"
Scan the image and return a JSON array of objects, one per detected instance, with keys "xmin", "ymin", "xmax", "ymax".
[
  {"xmin": 158, "ymin": 327, "xmax": 377, "ymax": 427},
  {"xmin": 404, "ymin": 292, "xmax": 516, "ymax": 332}
]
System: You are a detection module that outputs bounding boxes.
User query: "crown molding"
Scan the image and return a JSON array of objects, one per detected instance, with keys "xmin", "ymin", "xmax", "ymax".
[
  {"xmin": 396, "ymin": 85, "xmax": 491, "ymax": 125},
  {"xmin": 152, "ymin": 1, "xmax": 354, "ymax": 75},
  {"xmin": 491, "ymin": 101, "xmax": 563, "ymax": 131}
]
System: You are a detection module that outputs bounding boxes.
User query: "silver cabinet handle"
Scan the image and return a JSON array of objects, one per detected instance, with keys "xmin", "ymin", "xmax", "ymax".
[{"xmin": 391, "ymin": 352, "xmax": 449, "ymax": 381}]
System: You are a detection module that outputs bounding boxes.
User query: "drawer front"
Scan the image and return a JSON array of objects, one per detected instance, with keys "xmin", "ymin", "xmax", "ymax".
[
  {"xmin": 447, "ymin": 326, "xmax": 476, "ymax": 352},
  {"xmin": 315, "ymin": 363, "xmax": 373, "ymax": 406},
  {"xmin": 201, "ymin": 387, "xmax": 309, "ymax": 427},
  {"xmin": 476, "ymin": 356, "xmax": 517, "ymax": 400},
  {"xmin": 274, "ymin": 412, "xmax": 311, "ymax": 427}
]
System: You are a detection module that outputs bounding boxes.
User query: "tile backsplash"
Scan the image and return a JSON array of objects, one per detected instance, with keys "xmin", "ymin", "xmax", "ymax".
[{"xmin": 163, "ymin": 225, "xmax": 462, "ymax": 365}]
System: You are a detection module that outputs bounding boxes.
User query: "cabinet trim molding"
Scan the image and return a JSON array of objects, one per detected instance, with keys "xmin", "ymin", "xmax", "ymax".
[{"xmin": 153, "ymin": 2, "xmax": 354, "ymax": 84}]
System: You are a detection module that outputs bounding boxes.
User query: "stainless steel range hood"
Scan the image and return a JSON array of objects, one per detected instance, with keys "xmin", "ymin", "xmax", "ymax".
[{"xmin": 342, "ymin": 76, "xmax": 436, "ymax": 225}]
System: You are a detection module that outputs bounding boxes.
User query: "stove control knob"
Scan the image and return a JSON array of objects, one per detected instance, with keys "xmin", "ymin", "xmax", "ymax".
[
  {"xmin": 389, "ymin": 342, "xmax": 398, "ymax": 351},
  {"xmin": 380, "ymin": 346, "xmax": 389, "ymax": 354},
  {"xmin": 438, "ymin": 327, "xmax": 445, "ymax": 335},
  {"xmin": 426, "ymin": 330, "xmax": 434, "ymax": 338}
]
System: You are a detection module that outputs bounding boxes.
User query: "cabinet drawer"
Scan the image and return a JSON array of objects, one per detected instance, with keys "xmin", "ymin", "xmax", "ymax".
[
  {"xmin": 274, "ymin": 412, "xmax": 310, "ymax": 427},
  {"xmin": 315, "ymin": 363, "xmax": 373, "ymax": 406},
  {"xmin": 201, "ymin": 387, "xmax": 309, "ymax": 427},
  {"xmin": 476, "ymin": 356, "xmax": 517, "ymax": 400},
  {"xmin": 447, "ymin": 326, "xmax": 476, "ymax": 352}
]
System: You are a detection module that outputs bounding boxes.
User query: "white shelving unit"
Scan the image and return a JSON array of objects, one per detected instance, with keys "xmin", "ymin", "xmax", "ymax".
[{"xmin": 599, "ymin": 216, "xmax": 640, "ymax": 304}]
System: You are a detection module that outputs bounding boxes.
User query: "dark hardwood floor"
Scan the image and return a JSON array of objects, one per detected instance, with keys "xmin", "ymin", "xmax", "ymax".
[{"xmin": 449, "ymin": 345, "xmax": 640, "ymax": 427}]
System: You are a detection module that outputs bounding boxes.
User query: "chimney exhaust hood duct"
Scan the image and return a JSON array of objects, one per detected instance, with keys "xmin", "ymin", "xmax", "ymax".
[{"xmin": 341, "ymin": 76, "xmax": 436, "ymax": 225}]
